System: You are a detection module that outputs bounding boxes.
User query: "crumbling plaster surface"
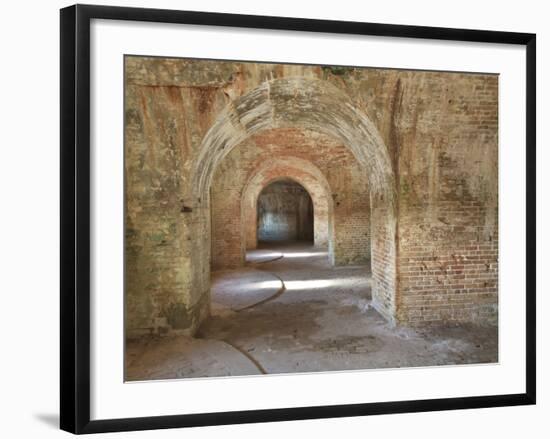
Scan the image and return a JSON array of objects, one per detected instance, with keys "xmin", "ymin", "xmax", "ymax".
[{"xmin": 125, "ymin": 57, "xmax": 498, "ymax": 337}]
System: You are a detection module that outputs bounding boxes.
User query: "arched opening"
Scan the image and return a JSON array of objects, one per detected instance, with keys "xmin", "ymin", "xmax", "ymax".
[
  {"xmin": 193, "ymin": 77, "xmax": 397, "ymax": 324},
  {"xmin": 256, "ymin": 179, "xmax": 314, "ymax": 244},
  {"xmin": 236, "ymin": 155, "xmax": 335, "ymax": 268}
]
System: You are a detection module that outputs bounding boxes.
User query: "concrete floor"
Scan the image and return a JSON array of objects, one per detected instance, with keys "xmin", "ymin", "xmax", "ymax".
[{"xmin": 126, "ymin": 242, "xmax": 498, "ymax": 381}]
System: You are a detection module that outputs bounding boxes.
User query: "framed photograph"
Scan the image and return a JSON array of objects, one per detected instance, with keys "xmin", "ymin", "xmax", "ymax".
[{"xmin": 60, "ymin": 4, "xmax": 536, "ymax": 434}]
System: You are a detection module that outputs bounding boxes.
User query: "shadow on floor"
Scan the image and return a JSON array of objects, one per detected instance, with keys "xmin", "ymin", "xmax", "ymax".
[{"xmin": 34, "ymin": 413, "xmax": 58, "ymax": 430}]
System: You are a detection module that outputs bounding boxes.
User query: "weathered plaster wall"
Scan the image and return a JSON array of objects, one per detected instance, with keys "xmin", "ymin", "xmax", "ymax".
[
  {"xmin": 125, "ymin": 75, "xmax": 211, "ymax": 338},
  {"xmin": 125, "ymin": 56, "xmax": 498, "ymax": 336}
]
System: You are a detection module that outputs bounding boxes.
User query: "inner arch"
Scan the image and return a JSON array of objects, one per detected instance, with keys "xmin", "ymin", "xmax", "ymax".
[
  {"xmin": 240, "ymin": 156, "xmax": 334, "ymax": 263},
  {"xmin": 192, "ymin": 77, "xmax": 395, "ymax": 204},
  {"xmin": 200, "ymin": 77, "xmax": 397, "ymax": 324}
]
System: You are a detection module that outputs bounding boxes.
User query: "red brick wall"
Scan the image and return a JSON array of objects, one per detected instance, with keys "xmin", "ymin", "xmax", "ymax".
[
  {"xmin": 397, "ymin": 202, "xmax": 498, "ymax": 325},
  {"xmin": 331, "ymin": 166, "xmax": 372, "ymax": 266},
  {"xmin": 370, "ymin": 196, "xmax": 397, "ymax": 323},
  {"xmin": 393, "ymin": 74, "xmax": 499, "ymax": 326}
]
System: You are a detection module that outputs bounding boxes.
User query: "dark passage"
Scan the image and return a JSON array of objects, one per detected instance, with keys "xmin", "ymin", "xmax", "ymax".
[{"xmin": 257, "ymin": 179, "xmax": 314, "ymax": 243}]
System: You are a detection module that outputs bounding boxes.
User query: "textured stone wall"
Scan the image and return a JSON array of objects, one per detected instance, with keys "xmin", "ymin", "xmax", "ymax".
[
  {"xmin": 125, "ymin": 55, "xmax": 498, "ymax": 336},
  {"xmin": 257, "ymin": 180, "xmax": 313, "ymax": 242}
]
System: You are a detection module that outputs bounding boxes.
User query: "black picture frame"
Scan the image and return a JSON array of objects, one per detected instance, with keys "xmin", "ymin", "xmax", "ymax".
[{"xmin": 60, "ymin": 4, "xmax": 536, "ymax": 434}]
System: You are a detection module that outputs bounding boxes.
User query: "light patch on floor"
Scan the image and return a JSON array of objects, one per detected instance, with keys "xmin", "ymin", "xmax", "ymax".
[{"xmin": 126, "ymin": 243, "xmax": 497, "ymax": 381}]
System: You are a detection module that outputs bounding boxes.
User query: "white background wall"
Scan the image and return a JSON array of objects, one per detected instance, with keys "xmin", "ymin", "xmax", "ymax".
[{"xmin": 0, "ymin": 0, "xmax": 546, "ymax": 437}]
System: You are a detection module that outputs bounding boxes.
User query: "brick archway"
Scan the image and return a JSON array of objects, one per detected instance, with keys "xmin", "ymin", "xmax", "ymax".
[
  {"xmin": 240, "ymin": 157, "xmax": 334, "ymax": 263},
  {"xmin": 193, "ymin": 77, "xmax": 397, "ymax": 324},
  {"xmin": 192, "ymin": 77, "xmax": 395, "ymax": 202}
]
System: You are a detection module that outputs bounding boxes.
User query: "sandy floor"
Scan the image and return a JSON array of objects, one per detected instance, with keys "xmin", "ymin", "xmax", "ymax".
[{"xmin": 126, "ymin": 242, "xmax": 498, "ymax": 381}]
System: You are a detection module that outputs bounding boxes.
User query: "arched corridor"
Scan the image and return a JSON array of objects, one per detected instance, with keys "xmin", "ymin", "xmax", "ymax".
[{"xmin": 124, "ymin": 56, "xmax": 499, "ymax": 381}]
